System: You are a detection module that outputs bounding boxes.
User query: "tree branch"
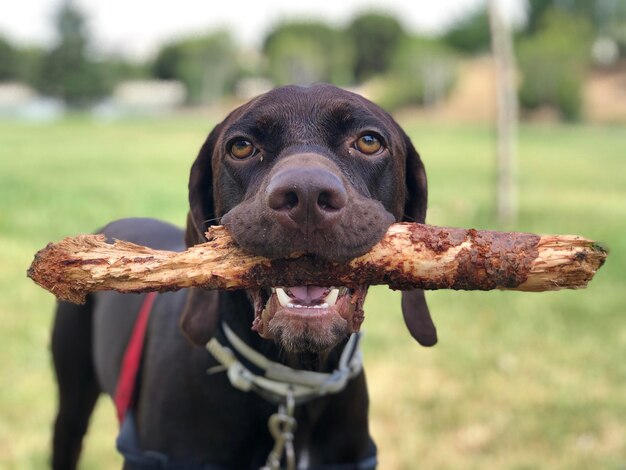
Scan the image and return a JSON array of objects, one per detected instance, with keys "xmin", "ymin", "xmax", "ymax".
[{"xmin": 27, "ymin": 223, "xmax": 607, "ymax": 304}]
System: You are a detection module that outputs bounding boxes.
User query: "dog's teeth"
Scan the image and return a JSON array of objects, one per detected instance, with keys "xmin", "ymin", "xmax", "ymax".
[
  {"xmin": 320, "ymin": 303, "xmax": 329, "ymax": 308},
  {"xmin": 287, "ymin": 303, "xmax": 295, "ymax": 308},
  {"xmin": 324, "ymin": 288, "xmax": 339, "ymax": 306},
  {"xmin": 276, "ymin": 288, "xmax": 291, "ymax": 307}
]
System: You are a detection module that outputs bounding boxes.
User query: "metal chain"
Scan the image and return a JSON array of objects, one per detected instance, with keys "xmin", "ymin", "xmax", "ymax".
[{"xmin": 262, "ymin": 388, "xmax": 297, "ymax": 470}]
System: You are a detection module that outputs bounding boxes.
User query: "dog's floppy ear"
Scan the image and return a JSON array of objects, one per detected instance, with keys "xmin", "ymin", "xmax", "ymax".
[
  {"xmin": 400, "ymin": 134, "xmax": 438, "ymax": 347},
  {"xmin": 180, "ymin": 287, "xmax": 220, "ymax": 346},
  {"xmin": 180, "ymin": 122, "xmax": 224, "ymax": 345},
  {"xmin": 185, "ymin": 123, "xmax": 224, "ymax": 247}
]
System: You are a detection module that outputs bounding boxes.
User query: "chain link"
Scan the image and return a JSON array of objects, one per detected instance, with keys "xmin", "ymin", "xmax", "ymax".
[{"xmin": 262, "ymin": 388, "xmax": 297, "ymax": 470}]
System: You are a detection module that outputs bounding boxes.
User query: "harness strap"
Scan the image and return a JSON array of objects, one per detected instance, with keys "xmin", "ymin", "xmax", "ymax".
[
  {"xmin": 117, "ymin": 409, "xmax": 376, "ymax": 470},
  {"xmin": 114, "ymin": 291, "xmax": 158, "ymax": 423},
  {"xmin": 113, "ymin": 299, "xmax": 377, "ymax": 469}
]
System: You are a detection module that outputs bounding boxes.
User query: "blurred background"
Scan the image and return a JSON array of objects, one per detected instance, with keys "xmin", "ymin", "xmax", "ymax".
[{"xmin": 1, "ymin": 0, "xmax": 624, "ymax": 468}]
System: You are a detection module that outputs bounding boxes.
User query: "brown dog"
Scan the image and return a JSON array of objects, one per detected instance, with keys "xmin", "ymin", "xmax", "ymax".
[{"xmin": 51, "ymin": 84, "xmax": 436, "ymax": 469}]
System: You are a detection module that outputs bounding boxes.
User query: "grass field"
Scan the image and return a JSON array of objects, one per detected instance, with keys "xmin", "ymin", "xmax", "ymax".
[{"xmin": 0, "ymin": 115, "xmax": 624, "ymax": 469}]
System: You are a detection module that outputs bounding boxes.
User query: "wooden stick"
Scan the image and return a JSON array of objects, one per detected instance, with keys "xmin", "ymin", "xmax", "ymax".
[{"xmin": 27, "ymin": 223, "xmax": 607, "ymax": 304}]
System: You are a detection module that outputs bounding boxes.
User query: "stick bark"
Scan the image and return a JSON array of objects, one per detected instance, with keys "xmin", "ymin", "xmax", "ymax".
[{"xmin": 27, "ymin": 223, "xmax": 607, "ymax": 304}]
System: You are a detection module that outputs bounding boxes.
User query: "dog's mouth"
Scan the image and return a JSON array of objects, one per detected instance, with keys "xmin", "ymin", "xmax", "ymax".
[{"xmin": 248, "ymin": 285, "xmax": 367, "ymax": 353}]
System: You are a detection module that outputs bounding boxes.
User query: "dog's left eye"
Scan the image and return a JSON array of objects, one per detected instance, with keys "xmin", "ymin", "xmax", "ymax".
[
  {"xmin": 229, "ymin": 140, "xmax": 257, "ymax": 159},
  {"xmin": 354, "ymin": 134, "xmax": 383, "ymax": 155}
]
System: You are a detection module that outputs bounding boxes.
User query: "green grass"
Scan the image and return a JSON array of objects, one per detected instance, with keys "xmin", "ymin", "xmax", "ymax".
[{"xmin": 1, "ymin": 116, "xmax": 624, "ymax": 469}]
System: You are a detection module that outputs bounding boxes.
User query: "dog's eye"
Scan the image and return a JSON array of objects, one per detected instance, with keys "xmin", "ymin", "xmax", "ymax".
[
  {"xmin": 355, "ymin": 134, "xmax": 383, "ymax": 155},
  {"xmin": 229, "ymin": 140, "xmax": 256, "ymax": 159}
]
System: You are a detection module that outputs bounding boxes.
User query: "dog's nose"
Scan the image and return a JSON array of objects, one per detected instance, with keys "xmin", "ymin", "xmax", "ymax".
[{"xmin": 267, "ymin": 166, "xmax": 348, "ymax": 234}]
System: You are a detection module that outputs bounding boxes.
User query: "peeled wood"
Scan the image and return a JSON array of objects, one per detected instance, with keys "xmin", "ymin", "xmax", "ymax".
[{"xmin": 27, "ymin": 223, "xmax": 607, "ymax": 304}]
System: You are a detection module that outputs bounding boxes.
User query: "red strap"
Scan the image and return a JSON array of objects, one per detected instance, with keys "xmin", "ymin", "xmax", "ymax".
[{"xmin": 114, "ymin": 292, "xmax": 158, "ymax": 424}]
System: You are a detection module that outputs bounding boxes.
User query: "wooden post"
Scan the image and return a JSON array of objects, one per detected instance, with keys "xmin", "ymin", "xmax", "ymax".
[{"xmin": 489, "ymin": 0, "xmax": 518, "ymax": 227}]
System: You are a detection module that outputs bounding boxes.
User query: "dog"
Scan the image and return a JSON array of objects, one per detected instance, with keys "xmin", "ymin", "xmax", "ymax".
[{"xmin": 51, "ymin": 84, "xmax": 437, "ymax": 469}]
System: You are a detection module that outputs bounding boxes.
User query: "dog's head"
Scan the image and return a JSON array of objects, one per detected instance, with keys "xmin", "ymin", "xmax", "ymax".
[{"xmin": 182, "ymin": 84, "xmax": 436, "ymax": 352}]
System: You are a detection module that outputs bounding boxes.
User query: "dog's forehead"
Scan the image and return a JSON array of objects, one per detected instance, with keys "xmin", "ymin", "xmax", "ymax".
[{"xmin": 224, "ymin": 85, "xmax": 398, "ymax": 141}]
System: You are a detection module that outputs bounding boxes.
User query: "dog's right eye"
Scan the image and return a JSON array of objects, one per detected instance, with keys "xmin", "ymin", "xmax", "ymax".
[
  {"xmin": 229, "ymin": 140, "xmax": 257, "ymax": 159},
  {"xmin": 354, "ymin": 134, "xmax": 383, "ymax": 155}
]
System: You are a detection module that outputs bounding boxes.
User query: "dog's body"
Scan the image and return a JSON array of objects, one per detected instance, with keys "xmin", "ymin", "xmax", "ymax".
[{"xmin": 51, "ymin": 85, "xmax": 436, "ymax": 469}]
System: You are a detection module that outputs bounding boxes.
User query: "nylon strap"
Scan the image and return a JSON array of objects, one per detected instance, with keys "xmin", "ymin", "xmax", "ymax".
[{"xmin": 114, "ymin": 292, "xmax": 158, "ymax": 423}]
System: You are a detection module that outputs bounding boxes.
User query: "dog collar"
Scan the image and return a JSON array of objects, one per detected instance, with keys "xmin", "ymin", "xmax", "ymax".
[{"xmin": 206, "ymin": 322, "xmax": 363, "ymax": 405}]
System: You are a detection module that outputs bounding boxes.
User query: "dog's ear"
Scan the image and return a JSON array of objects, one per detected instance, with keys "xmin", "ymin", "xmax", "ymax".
[
  {"xmin": 180, "ymin": 287, "xmax": 220, "ymax": 346},
  {"xmin": 402, "ymin": 133, "xmax": 428, "ymax": 225},
  {"xmin": 401, "ymin": 134, "xmax": 438, "ymax": 347},
  {"xmin": 185, "ymin": 122, "xmax": 224, "ymax": 247},
  {"xmin": 181, "ymin": 122, "xmax": 224, "ymax": 345}
]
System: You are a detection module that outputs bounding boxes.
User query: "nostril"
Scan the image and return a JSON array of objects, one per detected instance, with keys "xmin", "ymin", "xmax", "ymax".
[
  {"xmin": 268, "ymin": 188, "xmax": 299, "ymax": 212},
  {"xmin": 282, "ymin": 191, "xmax": 298, "ymax": 211},
  {"xmin": 317, "ymin": 189, "xmax": 347, "ymax": 212},
  {"xmin": 318, "ymin": 192, "xmax": 337, "ymax": 211}
]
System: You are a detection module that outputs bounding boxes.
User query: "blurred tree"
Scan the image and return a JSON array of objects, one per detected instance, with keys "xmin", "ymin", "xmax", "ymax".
[
  {"xmin": 0, "ymin": 35, "xmax": 19, "ymax": 81},
  {"xmin": 605, "ymin": 0, "xmax": 626, "ymax": 57},
  {"xmin": 153, "ymin": 43, "xmax": 182, "ymax": 81},
  {"xmin": 526, "ymin": 0, "xmax": 618, "ymax": 36},
  {"xmin": 153, "ymin": 32, "xmax": 239, "ymax": 104},
  {"xmin": 346, "ymin": 12, "xmax": 406, "ymax": 81},
  {"xmin": 518, "ymin": 8, "xmax": 593, "ymax": 121},
  {"xmin": 525, "ymin": 0, "xmax": 557, "ymax": 36},
  {"xmin": 38, "ymin": 0, "xmax": 109, "ymax": 106},
  {"xmin": 107, "ymin": 57, "xmax": 148, "ymax": 81},
  {"xmin": 100, "ymin": 56, "xmax": 149, "ymax": 91},
  {"xmin": 16, "ymin": 46, "xmax": 45, "ymax": 87},
  {"xmin": 262, "ymin": 21, "xmax": 353, "ymax": 86},
  {"xmin": 443, "ymin": 4, "xmax": 492, "ymax": 54},
  {"xmin": 374, "ymin": 36, "xmax": 457, "ymax": 111}
]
